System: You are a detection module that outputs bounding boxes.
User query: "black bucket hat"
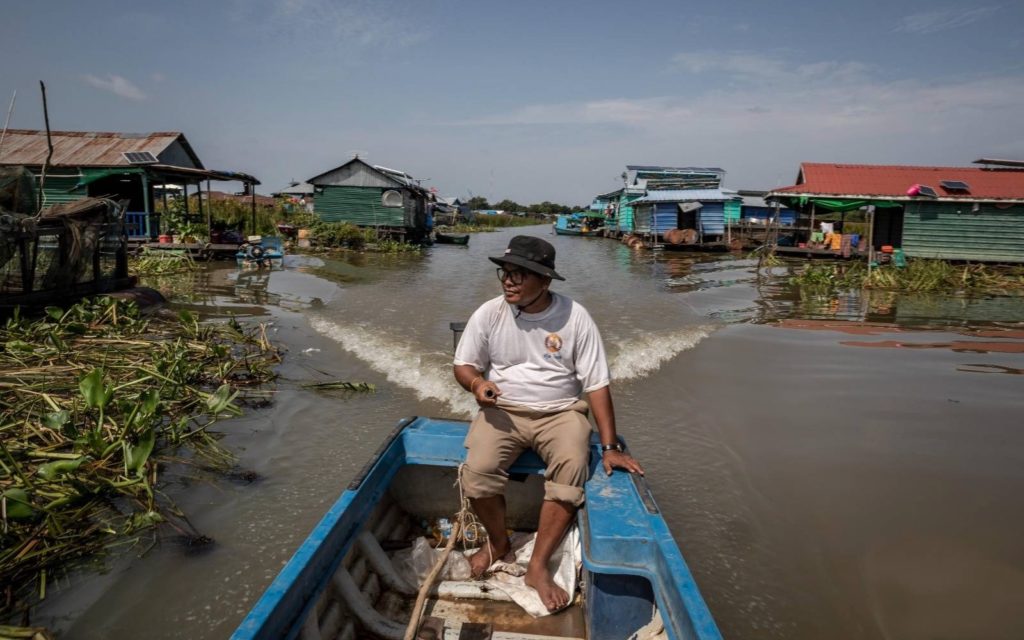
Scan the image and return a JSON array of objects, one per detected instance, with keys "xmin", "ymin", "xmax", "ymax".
[{"xmin": 489, "ymin": 235, "xmax": 565, "ymax": 281}]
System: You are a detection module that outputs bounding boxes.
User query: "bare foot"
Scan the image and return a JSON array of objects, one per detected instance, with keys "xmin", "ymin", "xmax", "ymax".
[
  {"xmin": 469, "ymin": 537, "xmax": 511, "ymax": 578},
  {"xmin": 524, "ymin": 564, "xmax": 569, "ymax": 612}
]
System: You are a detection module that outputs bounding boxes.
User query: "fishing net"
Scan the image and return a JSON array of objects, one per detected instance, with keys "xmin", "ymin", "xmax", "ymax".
[
  {"xmin": 1, "ymin": 176, "xmax": 124, "ymax": 296},
  {"xmin": 0, "ymin": 166, "xmax": 37, "ymax": 214}
]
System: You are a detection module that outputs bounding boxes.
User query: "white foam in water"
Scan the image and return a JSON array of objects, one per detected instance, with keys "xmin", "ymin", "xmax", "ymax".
[
  {"xmin": 309, "ymin": 317, "xmax": 479, "ymax": 417},
  {"xmin": 311, "ymin": 317, "xmax": 715, "ymax": 415},
  {"xmin": 607, "ymin": 325, "xmax": 717, "ymax": 381}
]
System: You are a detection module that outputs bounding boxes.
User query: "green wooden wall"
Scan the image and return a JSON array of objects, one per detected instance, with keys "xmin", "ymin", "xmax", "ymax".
[
  {"xmin": 315, "ymin": 186, "xmax": 405, "ymax": 227},
  {"xmin": 724, "ymin": 199, "xmax": 741, "ymax": 222},
  {"xmin": 903, "ymin": 202, "xmax": 1024, "ymax": 263}
]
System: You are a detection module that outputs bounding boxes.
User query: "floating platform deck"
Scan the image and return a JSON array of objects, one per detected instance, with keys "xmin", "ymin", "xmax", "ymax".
[{"xmin": 129, "ymin": 240, "xmax": 244, "ymax": 261}]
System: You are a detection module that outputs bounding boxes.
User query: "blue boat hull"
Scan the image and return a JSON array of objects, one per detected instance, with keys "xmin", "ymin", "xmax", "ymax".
[
  {"xmin": 232, "ymin": 417, "xmax": 721, "ymax": 640},
  {"xmin": 553, "ymin": 227, "xmax": 602, "ymax": 237}
]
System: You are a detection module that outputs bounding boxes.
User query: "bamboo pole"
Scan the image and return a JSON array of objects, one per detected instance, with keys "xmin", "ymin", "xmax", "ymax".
[{"xmin": 0, "ymin": 90, "xmax": 16, "ymax": 157}]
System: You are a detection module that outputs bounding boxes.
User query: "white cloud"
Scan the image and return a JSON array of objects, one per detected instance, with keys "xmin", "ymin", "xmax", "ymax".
[
  {"xmin": 893, "ymin": 6, "xmax": 1001, "ymax": 34},
  {"xmin": 671, "ymin": 51, "xmax": 870, "ymax": 86},
  {"xmin": 235, "ymin": 0, "xmax": 429, "ymax": 50},
  {"xmin": 81, "ymin": 74, "xmax": 147, "ymax": 101}
]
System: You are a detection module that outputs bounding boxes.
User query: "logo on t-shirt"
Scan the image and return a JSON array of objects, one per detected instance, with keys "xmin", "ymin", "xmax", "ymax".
[{"xmin": 544, "ymin": 333, "xmax": 563, "ymax": 354}]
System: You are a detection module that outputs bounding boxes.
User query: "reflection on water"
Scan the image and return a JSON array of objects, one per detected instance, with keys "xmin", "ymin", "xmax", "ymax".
[
  {"xmin": 957, "ymin": 363, "xmax": 1024, "ymax": 375},
  {"xmin": 653, "ymin": 252, "xmax": 1024, "ymax": 332}
]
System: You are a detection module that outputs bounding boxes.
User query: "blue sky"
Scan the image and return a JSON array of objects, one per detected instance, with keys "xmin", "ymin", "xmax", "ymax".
[{"xmin": 2, "ymin": 0, "xmax": 1022, "ymax": 204}]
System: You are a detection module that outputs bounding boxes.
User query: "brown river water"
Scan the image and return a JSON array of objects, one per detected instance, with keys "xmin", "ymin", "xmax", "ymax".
[{"xmin": 33, "ymin": 225, "xmax": 1024, "ymax": 639}]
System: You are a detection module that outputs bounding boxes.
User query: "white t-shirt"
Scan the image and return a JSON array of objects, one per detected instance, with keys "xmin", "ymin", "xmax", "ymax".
[{"xmin": 454, "ymin": 293, "xmax": 611, "ymax": 412}]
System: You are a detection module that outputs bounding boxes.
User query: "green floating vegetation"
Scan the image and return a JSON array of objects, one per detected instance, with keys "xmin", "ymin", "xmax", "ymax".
[
  {"xmin": 463, "ymin": 214, "xmax": 544, "ymax": 229},
  {"xmin": 0, "ymin": 297, "xmax": 280, "ymax": 619},
  {"xmin": 129, "ymin": 247, "xmax": 198, "ymax": 276},
  {"xmin": 302, "ymin": 380, "xmax": 376, "ymax": 393},
  {"xmin": 304, "ymin": 221, "xmax": 422, "ymax": 253},
  {"xmin": 789, "ymin": 259, "xmax": 1024, "ymax": 296},
  {"xmin": 0, "ymin": 625, "xmax": 53, "ymax": 640}
]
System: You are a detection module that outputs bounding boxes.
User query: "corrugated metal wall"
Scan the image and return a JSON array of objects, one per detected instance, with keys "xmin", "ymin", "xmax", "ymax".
[
  {"xmin": 699, "ymin": 202, "xmax": 725, "ymax": 235},
  {"xmin": 902, "ymin": 202, "xmax": 1024, "ymax": 263},
  {"xmin": 652, "ymin": 203, "xmax": 677, "ymax": 235},
  {"xmin": 633, "ymin": 204, "xmax": 651, "ymax": 234},
  {"xmin": 36, "ymin": 173, "xmax": 85, "ymax": 207},
  {"xmin": 617, "ymin": 194, "xmax": 641, "ymax": 233},
  {"xmin": 315, "ymin": 186, "xmax": 406, "ymax": 227}
]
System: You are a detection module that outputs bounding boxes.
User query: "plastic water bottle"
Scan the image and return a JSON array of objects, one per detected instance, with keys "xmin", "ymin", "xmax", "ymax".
[{"xmin": 438, "ymin": 518, "xmax": 452, "ymax": 542}]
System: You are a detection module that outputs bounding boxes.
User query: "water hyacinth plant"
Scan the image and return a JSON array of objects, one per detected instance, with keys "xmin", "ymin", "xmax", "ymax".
[
  {"xmin": 0, "ymin": 297, "xmax": 279, "ymax": 620},
  {"xmin": 789, "ymin": 259, "xmax": 1024, "ymax": 296}
]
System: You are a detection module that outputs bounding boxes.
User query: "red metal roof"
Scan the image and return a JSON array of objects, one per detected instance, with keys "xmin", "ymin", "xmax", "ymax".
[
  {"xmin": 0, "ymin": 129, "xmax": 202, "ymax": 168},
  {"xmin": 772, "ymin": 163, "xmax": 1024, "ymax": 200}
]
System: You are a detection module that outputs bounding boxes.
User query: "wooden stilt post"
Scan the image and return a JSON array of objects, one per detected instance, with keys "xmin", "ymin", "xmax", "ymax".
[
  {"xmin": 809, "ymin": 203, "xmax": 816, "ymax": 245},
  {"xmin": 141, "ymin": 172, "xmax": 151, "ymax": 237},
  {"xmin": 250, "ymin": 183, "xmax": 257, "ymax": 235},
  {"xmin": 196, "ymin": 180, "xmax": 204, "ymax": 233},
  {"xmin": 867, "ymin": 205, "xmax": 876, "ymax": 275},
  {"xmin": 206, "ymin": 179, "xmax": 212, "ymax": 238}
]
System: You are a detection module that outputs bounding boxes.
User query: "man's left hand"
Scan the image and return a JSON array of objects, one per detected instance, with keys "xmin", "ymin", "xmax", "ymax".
[{"xmin": 602, "ymin": 450, "xmax": 644, "ymax": 476}]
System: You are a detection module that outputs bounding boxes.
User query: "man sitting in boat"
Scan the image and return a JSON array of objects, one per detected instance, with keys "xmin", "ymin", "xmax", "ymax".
[{"xmin": 452, "ymin": 235, "xmax": 644, "ymax": 612}]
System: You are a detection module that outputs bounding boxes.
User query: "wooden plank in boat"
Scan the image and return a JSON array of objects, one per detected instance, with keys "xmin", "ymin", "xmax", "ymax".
[
  {"xmin": 457, "ymin": 622, "xmax": 493, "ymax": 640},
  {"xmin": 417, "ymin": 616, "xmax": 446, "ymax": 640}
]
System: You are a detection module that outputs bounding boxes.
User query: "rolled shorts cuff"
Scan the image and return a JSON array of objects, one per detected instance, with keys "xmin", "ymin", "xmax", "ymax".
[
  {"xmin": 460, "ymin": 464, "xmax": 507, "ymax": 499},
  {"xmin": 544, "ymin": 480, "xmax": 585, "ymax": 507}
]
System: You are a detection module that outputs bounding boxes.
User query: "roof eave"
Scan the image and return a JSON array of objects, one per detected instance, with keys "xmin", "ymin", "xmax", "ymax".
[{"xmin": 766, "ymin": 190, "xmax": 1024, "ymax": 204}]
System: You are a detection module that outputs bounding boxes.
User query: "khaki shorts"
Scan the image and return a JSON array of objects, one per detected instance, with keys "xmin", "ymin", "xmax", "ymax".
[{"xmin": 462, "ymin": 399, "xmax": 592, "ymax": 507}]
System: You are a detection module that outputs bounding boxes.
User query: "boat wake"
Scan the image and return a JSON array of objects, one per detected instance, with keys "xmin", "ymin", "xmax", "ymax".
[
  {"xmin": 310, "ymin": 317, "xmax": 716, "ymax": 417},
  {"xmin": 607, "ymin": 325, "xmax": 717, "ymax": 381},
  {"xmin": 309, "ymin": 317, "xmax": 479, "ymax": 417}
]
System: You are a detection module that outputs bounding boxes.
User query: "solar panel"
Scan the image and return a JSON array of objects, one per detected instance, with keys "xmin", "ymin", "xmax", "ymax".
[
  {"xmin": 940, "ymin": 180, "xmax": 970, "ymax": 191},
  {"xmin": 123, "ymin": 151, "xmax": 158, "ymax": 164},
  {"xmin": 916, "ymin": 185, "xmax": 938, "ymax": 197}
]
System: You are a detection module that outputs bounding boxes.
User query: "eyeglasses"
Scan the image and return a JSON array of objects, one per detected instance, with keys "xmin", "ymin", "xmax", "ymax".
[{"xmin": 496, "ymin": 267, "xmax": 528, "ymax": 284}]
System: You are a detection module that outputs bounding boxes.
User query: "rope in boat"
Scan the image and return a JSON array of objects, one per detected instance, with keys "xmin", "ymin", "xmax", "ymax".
[{"xmin": 402, "ymin": 464, "xmax": 484, "ymax": 640}]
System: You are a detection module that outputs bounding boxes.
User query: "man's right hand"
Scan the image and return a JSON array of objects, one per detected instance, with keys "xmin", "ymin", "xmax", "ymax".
[{"xmin": 474, "ymin": 380, "xmax": 502, "ymax": 408}]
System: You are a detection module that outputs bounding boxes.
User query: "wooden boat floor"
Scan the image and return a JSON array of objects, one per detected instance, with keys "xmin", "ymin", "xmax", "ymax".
[{"xmin": 421, "ymin": 597, "xmax": 584, "ymax": 639}]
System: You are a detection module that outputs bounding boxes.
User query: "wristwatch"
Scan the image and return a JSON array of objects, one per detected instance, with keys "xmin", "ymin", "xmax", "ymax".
[{"xmin": 601, "ymin": 443, "xmax": 623, "ymax": 453}]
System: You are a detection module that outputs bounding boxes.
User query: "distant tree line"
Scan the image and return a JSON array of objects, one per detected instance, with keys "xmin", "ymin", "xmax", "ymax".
[{"xmin": 466, "ymin": 196, "xmax": 578, "ymax": 215}]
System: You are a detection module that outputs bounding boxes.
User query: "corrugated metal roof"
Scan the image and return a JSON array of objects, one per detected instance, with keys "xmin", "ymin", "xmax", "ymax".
[
  {"xmin": 627, "ymin": 165, "xmax": 725, "ymax": 173},
  {"xmin": 0, "ymin": 129, "xmax": 202, "ymax": 168},
  {"xmin": 771, "ymin": 163, "xmax": 1024, "ymax": 201},
  {"xmin": 633, "ymin": 189, "xmax": 739, "ymax": 203},
  {"xmin": 276, "ymin": 182, "xmax": 315, "ymax": 195}
]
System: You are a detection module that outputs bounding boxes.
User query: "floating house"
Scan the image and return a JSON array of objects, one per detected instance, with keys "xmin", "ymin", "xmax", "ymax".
[
  {"xmin": 434, "ymin": 196, "xmax": 470, "ymax": 225},
  {"xmin": 0, "ymin": 129, "xmax": 260, "ymax": 240},
  {"xmin": 630, "ymin": 188, "xmax": 742, "ymax": 244},
  {"xmin": 767, "ymin": 161, "xmax": 1024, "ymax": 263},
  {"xmin": 308, "ymin": 158, "xmax": 431, "ymax": 242},
  {"xmin": 604, "ymin": 165, "xmax": 727, "ymax": 237},
  {"xmin": 609, "ymin": 186, "xmax": 646, "ymax": 237}
]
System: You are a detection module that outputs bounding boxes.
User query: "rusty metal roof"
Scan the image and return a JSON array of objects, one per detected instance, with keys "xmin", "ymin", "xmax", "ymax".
[{"xmin": 0, "ymin": 129, "xmax": 203, "ymax": 169}]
